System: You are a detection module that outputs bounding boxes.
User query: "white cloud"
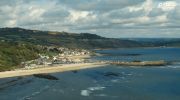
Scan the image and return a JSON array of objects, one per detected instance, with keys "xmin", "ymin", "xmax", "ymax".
[
  {"xmin": 0, "ymin": 0, "xmax": 179, "ymax": 38},
  {"xmin": 127, "ymin": 0, "xmax": 153, "ymax": 15},
  {"xmin": 6, "ymin": 20, "xmax": 17, "ymax": 27},
  {"xmin": 67, "ymin": 10, "xmax": 90, "ymax": 23},
  {"xmin": 29, "ymin": 7, "xmax": 45, "ymax": 18},
  {"xmin": 143, "ymin": 0, "xmax": 153, "ymax": 14},
  {"xmin": 155, "ymin": 15, "xmax": 168, "ymax": 22},
  {"xmin": 66, "ymin": 10, "xmax": 97, "ymax": 25}
]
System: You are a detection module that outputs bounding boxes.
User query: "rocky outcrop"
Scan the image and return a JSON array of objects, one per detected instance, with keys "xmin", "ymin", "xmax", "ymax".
[{"xmin": 33, "ymin": 74, "xmax": 59, "ymax": 80}]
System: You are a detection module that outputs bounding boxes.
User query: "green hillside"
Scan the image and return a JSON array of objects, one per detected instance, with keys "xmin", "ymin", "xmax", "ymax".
[
  {"xmin": 0, "ymin": 42, "xmax": 42, "ymax": 71},
  {"xmin": 0, "ymin": 27, "xmax": 142, "ymax": 49},
  {"xmin": 0, "ymin": 27, "xmax": 143, "ymax": 71}
]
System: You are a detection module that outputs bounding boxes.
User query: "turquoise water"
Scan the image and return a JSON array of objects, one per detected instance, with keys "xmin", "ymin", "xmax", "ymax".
[{"xmin": 0, "ymin": 48, "xmax": 180, "ymax": 100}]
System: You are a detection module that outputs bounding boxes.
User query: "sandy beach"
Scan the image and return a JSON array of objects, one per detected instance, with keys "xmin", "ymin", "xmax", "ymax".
[{"xmin": 0, "ymin": 62, "xmax": 107, "ymax": 79}]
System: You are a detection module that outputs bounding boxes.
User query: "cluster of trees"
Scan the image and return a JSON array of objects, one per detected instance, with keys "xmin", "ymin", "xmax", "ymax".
[{"xmin": 0, "ymin": 41, "xmax": 42, "ymax": 71}]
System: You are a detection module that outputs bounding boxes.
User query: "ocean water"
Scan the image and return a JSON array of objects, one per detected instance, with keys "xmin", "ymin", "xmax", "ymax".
[
  {"xmin": 94, "ymin": 47, "xmax": 180, "ymax": 62},
  {"xmin": 0, "ymin": 47, "xmax": 180, "ymax": 100}
]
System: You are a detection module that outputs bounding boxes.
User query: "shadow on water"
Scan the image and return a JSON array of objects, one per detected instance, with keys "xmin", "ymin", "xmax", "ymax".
[
  {"xmin": 0, "ymin": 73, "xmax": 59, "ymax": 91},
  {"xmin": 0, "ymin": 77, "xmax": 33, "ymax": 91}
]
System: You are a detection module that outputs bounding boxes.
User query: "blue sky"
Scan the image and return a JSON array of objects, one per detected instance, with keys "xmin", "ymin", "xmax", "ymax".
[{"xmin": 0, "ymin": 0, "xmax": 180, "ymax": 38}]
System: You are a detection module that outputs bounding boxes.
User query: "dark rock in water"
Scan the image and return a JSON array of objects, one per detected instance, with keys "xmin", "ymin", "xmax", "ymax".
[
  {"xmin": 120, "ymin": 53, "xmax": 142, "ymax": 56},
  {"xmin": 132, "ymin": 60, "xmax": 141, "ymax": 62},
  {"xmin": 72, "ymin": 70, "xmax": 78, "ymax": 73},
  {"xmin": 104, "ymin": 72, "xmax": 119, "ymax": 77},
  {"xmin": 33, "ymin": 74, "xmax": 59, "ymax": 80}
]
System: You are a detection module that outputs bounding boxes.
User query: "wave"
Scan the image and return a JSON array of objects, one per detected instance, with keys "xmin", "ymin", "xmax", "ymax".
[
  {"xmin": 81, "ymin": 86, "xmax": 106, "ymax": 96},
  {"xmin": 81, "ymin": 90, "xmax": 92, "ymax": 96},
  {"xmin": 20, "ymin": 85, "xmax": 51, "ymax": 100}
]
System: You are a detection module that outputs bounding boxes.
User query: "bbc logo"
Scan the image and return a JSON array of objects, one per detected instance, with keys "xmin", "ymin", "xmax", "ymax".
[{"xmin": 158, "ymin": 1, "xmax": 177, "ymax": 9}]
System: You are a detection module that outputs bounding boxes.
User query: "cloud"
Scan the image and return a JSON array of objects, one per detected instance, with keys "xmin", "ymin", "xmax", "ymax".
[
  {"xmin": 0, "ymin": 0, "xmax": 179, "ymax": 38},
  {"xmin": 57, "ymin": 0, "xmax": 146, "ymax": 12},
  {"xmin": 67, "ymin": 10, "xmax": 96, "ymax": 24}
]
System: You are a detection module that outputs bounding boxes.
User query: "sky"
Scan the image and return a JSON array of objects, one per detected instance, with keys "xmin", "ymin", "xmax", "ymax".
[{"xmin": 0, "ymin": 0, "xmax": 180, "ymax": 38}]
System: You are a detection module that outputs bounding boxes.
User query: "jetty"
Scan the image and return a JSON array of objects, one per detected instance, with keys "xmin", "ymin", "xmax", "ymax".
[{"xmin": 108, "ymin": 60, "xmax": 167, "ymax": 66}]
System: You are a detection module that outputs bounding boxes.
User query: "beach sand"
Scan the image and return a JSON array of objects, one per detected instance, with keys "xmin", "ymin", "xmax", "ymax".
[{"xmin": 0, "ymin": 62, "xmax": 107, "ymax": 79}]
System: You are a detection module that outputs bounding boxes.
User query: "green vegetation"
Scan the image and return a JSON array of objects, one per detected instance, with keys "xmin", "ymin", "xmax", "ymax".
[
  {"xmin": 0, "ymin": 27, "xmax": 143, "ymax": 49},
  {"xmin": 0, "ymin": 42, "xmax": 45, "ymax": 71}
]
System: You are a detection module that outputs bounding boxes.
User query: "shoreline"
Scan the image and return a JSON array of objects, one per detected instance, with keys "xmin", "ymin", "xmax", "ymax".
[{"xmin": 0, "ymin": 62, "xmax": 108, "ymax": 79}]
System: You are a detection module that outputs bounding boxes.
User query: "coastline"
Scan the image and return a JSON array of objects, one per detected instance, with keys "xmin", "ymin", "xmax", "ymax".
[{"xmin": 0, "ymin": 62, "xmax": 107, "ymax": 79}]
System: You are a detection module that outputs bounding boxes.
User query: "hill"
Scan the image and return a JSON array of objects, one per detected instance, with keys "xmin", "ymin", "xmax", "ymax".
[
  {"xmin": 0, "ymin": 27, "xmax": 144, "ymax": 71},
  {"xmin": 0, "ymin": 27, "xmax": 143, "ymax": 49},
  {"xmin": 0, "ymin": 27, "xmax": 179, "ymax": 71}
]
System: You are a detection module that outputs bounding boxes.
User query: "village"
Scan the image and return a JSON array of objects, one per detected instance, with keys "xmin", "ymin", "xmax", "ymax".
[{"xmin": 22, "ymin": 47, "xmax": 92, "ymax": 69}]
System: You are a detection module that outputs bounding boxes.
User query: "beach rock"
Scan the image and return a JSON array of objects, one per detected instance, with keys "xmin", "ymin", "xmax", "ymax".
[
  {"xmin": 72, "ymin": 70, "xmax": 78, "ymax": 73},
  {"xmin": 33, "ymin": 74, "xmax": 59, "ymax": 80},
  {"xmin": 104, "ymin": 72, "xmax": 119, "ymax": 77}
]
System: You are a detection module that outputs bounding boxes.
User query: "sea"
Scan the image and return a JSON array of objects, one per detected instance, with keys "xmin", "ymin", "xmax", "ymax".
[{"xmin": 0, "ymin": 47, "xmax": 180, "ymax": 100}]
